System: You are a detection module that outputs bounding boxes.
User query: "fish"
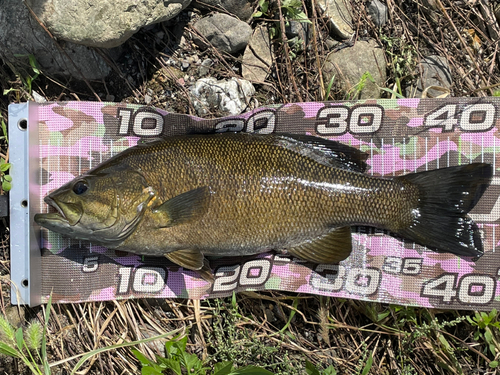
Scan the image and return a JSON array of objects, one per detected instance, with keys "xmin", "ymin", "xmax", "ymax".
[{"xmin": 34, "ymin": 133, "xmax": 493, "ymax": 281}]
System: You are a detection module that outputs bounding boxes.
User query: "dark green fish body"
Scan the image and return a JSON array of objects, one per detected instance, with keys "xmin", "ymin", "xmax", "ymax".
[{"xmin": 35, "ymin": 133, "xmax": 493, "ymax": 280}]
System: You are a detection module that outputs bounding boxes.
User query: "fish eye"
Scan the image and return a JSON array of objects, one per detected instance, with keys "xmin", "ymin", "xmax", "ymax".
[{"xmin": 72, "ymin": 180, "xmax": 88, "ymax": 195}]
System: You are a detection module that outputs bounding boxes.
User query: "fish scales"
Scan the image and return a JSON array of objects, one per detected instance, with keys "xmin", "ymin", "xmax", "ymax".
[
  {"xmin": 117, "ymin": 134, "xmax": 417, "ymax": 256},
  {"xmin": 34, "ymin": 133, "xmax": 493, "ymax": 280}
]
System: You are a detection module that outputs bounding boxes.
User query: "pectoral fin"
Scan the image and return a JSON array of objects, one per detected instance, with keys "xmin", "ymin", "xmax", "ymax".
[
  {"xmin": 165, "ymin": 248, "xmax": 214, "ymax": 283},
  {"xmin": 153, "ymin": 187, "xmax": 210, "ymax": 228},
  {"xmin": 287, "ymin": 227, "xmax": 352, "ymax": 264}
]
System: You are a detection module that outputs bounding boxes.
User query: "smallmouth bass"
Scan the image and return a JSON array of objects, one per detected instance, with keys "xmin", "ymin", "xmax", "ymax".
[{"xmin": 34, "ymin": 133, "xmax": 493, "ymax": 281}]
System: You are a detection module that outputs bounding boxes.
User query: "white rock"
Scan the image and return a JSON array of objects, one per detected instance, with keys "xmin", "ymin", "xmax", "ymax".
[{"xmin": 190, "ymin": 77, "xmax": 255, "ymax": 116}]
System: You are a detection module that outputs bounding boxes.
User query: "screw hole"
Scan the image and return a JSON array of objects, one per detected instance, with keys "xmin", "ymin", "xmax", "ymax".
[
  {"xmin": 18, "ymin": 119, "xmax": 27, "ymax": 131},
  {"xmin": 21, "ymin": 279, "xmax": 29, "ymax": 288},
  {"xmin": 21, "ymin": 200, "xmax": 27, "ymax": 208}
]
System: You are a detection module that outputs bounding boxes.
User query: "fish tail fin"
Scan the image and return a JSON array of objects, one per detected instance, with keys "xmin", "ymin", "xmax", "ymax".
[{"xmin": 395, "ymin": 163, "xmax": 492, "ymax": 258}]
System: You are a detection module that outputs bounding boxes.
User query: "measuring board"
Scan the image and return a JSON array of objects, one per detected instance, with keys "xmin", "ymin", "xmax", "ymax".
[{"xmin": 8, "ymin": 99, "xmax": 500, "ymax": 309}]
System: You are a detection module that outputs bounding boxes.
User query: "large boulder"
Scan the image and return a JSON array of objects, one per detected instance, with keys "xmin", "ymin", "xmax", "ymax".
[
  {"xmin": 193, "ymin": 13, "xmax": 252, "ymax": 54},
  {"xmin": 25, "ymin": 0, "xmax": 191, "ymax": 48},
  {"xmin": 322, "ymin": 39, "xmax": 387, "ymax": 99},
  {"xmin": 0, "ymin": 0, "xmax": 110, "ymax": 80}
]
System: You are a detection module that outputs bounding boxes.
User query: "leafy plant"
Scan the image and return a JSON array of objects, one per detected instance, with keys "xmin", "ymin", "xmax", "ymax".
[
  {"xmin": 253, "ymin": 0, "xmax": 310, "ymax": 41},
  {"xmin": 280, "ymin": 0, "xmax": 310, "ymax": 24},
  {"xmin": 0, "ymin": 296, "xmax": 52, "ymax": 374},
  {"xmin": 132, "ymin": 334, "xmax": 274, "ymax": 375},
  {"xmin": 380, "ymin": 35, "xmax": 417, "ymax": 98},
  {"xmin": 254, "ymin": 0, "xmax": 309, "ymax": 23},
  {"xmin": 0, "ymin": 158, "xmax": 11, "ymax": 192},
  {"xmin": 467, "ymin": 309, "xmax": 500, "ymax": 368},
  {"xmin": 305, "ymin": 360, "xmax": 337, "ymax": 375}
]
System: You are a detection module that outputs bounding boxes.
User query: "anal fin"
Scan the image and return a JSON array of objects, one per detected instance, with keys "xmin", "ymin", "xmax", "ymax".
[
  {"xmin": 165, "ymin": 249, "xmax": 214, "ymax": 283},
  {"xmin": 287, "ymin": 227, "xmax": 352, "ymax": 264}
]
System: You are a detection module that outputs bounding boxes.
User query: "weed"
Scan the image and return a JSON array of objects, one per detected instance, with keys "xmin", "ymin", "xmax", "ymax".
[
  {"xmin": 0, "ymin": 296, "xmax": 51, "ymax": 374},
  {"xmin": 253, "ymin": 0, "xmax": 310, "ymax": 41},
  {"xmin": 132, "ymin": 333, "xmax": 274, "ymax": 375},
  {"xmin": 0, "ymin": 158, "xmax": 11, "ymax": 193},
  {"xmin": 279, "ymin": 0, "xmax": 310, "ymax": 24},
  {"xmin": 467, "ymin": 309, "xmax": 500, "ymax": 368},
  {"xmin": 0, "ymin": 115, "xmax": 11, "ymax": 192},
  {"xmin": 207, "ymin": 297, "xmax": 303, "ymax": 374},
  {"xmin": 254, "ymin": 0, "xmax": 310, "ymax": 24},
  {"xmin": 345, "ymin": 71, "xmax": 375, "ymax": 100},
  {"xmin": 3, "ymin": 54, "xmax": 40, "ymax": 99},
  {"xmin": 323, "ymin": 75, "xmax": 336, "ymax": 101},
  {"xmin": 305, "ymin": 360, "xmax": 337, "ymax": 375},
  {"xmin": 380, "ymin": 35, "xmax": 417, "ymax": 97}
]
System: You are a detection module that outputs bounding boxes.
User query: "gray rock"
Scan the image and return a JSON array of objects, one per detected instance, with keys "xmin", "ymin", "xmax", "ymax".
[
  {"xmin": 190, "ymin": 77, "xmax": 255, "ymax": 116},
  {"xmin": 367, "ymin": 0, "xmax": 388, "ymax": 27},
  {"xmin": 322, "ymin": 39, "xmax": 386, "ymax": 99},
  {"xmin": 0, "ymin": 0, "xmax": 111, "ymax": 80},
  {"xmin": 193, "ymin": 13, "xmax": 252, "ymax": 54},
  {"xmin": 194, "ymin": 0, "xmax": 255, "ymax": 21},
  {"xmin": 286, "ymin": 21, "xmax": 308, "ymax": 41},
  {"xmin": 25, "ymin": 0, "xmax": 191, "ymax": 48},
  {"xmin": 317, "ymin": 0, "xmax": 354, "ymax": 39},
  {"xmin": 406, "ymin": 55, "xmax": 452, "ymax": 98},
  {"xmin": 198, "ymin": 58, "xmax": 214, "ymax": 76},
  {"xmin": 242, "ymin": 25, "xmax": 272, "ymax": 82}
]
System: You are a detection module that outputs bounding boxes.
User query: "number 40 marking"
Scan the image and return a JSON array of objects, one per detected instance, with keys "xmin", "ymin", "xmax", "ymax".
[
  {"xmin": 424, "ymin": 103, "xmax": 496, "ymax": 132},
  {"xmin": 421, "ymin": 273, "xmax": 496, "ymax": 305}
]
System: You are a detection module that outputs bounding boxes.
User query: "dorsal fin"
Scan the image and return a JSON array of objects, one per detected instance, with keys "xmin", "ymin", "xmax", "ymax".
[{"xmin": 274, "ymin": 133, "xmax": 369, "ymax": 173}]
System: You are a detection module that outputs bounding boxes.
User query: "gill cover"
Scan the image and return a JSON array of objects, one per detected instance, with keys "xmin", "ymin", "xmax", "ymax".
[{"xmin": 35, "ymin": 169, "xmax": 156, "ymax": 247}]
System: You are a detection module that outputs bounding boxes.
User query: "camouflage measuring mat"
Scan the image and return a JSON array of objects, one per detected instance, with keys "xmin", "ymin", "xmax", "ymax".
[{"xmin": 9, "ymin": 98, "xmax": 500, "ymax": 309}]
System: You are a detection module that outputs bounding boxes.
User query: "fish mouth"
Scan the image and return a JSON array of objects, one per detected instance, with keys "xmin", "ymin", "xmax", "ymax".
[{"xmin": 34, "ymin": 196, "xmax": 82, "ymax": 227}]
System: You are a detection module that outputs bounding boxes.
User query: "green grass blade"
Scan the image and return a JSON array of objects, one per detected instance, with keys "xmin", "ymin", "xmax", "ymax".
[
  {"xmin": 0, "ymin": 342, "xmax": 20, "ymax": 358},
  {"xmin": 360, "ymin": 354, "xmax": 373, "ymax": 375},
  {"xmin": 42, "ymin": 295, "xmax": 52, "ymax": 375}
]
